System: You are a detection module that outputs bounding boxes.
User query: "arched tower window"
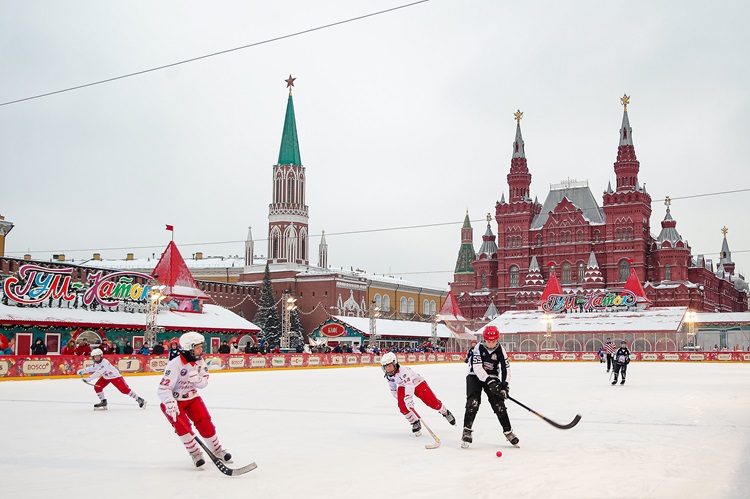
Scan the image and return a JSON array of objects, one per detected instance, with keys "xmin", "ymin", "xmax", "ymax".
[
  {"xmin": 665, "ymin": 264, "xmax": 671, "ymax": 281},
  {"xmin": 619, "ymin": 260, "xmax": 631, "ymax": 282},
  {"xmin": 509, "ymin": 266, "xmax": 519, "ymax": 288},
  {"xmin": 536, "ymin": 234, "xmax": 542, "ymax": 246},
  {"xmin": 577, "ymin": 262, "xmax": 585, "ymax": 283}
]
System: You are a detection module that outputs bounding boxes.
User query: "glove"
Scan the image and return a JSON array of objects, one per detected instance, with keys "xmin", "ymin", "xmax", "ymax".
[
  {"xmin": 164, "ymin": 399, "xmax": 180, "ymax": 422},
  {"xmin": 76, "ymin": 369, "xmax": 83, "ymax": 376},
  {"xmin": 487, "ymin": 378, "xmax": 509, "ymax": 399},
  {"xmin": 403, "ymin": 394, "xmax": 415, "ymax": 408}
]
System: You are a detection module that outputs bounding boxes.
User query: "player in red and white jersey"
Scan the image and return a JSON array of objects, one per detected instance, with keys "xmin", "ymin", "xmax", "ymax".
[
  {"xmin": 380, "ymin": 352, "xmax": 455, "ymax": 436},
  {"xmin": 157, "ymin": 331, "xmax": 232, "ymax": 468},
  {"xmin": 77, "ymin": 348, "xmax": 146, "ymax": 411}
]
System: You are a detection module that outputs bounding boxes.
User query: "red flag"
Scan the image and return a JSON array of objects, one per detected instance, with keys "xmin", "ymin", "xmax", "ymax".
[{"xmin": 165, "ymin": 225, "xmax": 174, "ymax": 231}]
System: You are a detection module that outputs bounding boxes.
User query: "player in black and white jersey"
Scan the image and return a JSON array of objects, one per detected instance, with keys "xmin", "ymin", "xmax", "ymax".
[{"xmin": 462, "ymin": 326, "xmax": 519, "ymax": 448}]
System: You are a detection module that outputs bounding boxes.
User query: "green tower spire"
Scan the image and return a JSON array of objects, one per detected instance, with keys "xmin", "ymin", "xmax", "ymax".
[
  {"xmin": 455, "ymin": 210, "xmax": 476, "ymax": 274},
  {"xmin": 278, "ymin": 76, "xmax": 302, "ymax": 166}
]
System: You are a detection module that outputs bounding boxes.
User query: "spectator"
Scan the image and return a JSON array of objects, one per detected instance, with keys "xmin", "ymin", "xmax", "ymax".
[
  {"xmin": 465, "ymin": 340, "xmax": 477, "ymax": 363},
  {"xmin": 61, "ymin": 339, "xmax": 77, "ymax": 355},
  {"xmin": 152, "ymin": 342, "xmax": 166, "ymax": 355},
  {"xmin": 333, "ymin": 344, "xmax": 343, "ymax": 354},
  {"xmin": 168, "ymin": 340, "xmax": 181, "ymax": 360},
  {"xmin": 31, "ymin": 339, "xmax": 48, "ymax": 355},
  {"xmin": 123, "ymin": 341, "xmax": 134, "ymax": 355},
  {"xmin": 138, "ymin": 343, "xmax": 151, "ymax": 355},
  {"xmin": 303, "ymin": 344, "xmax": 311, "ymax": 354},
  {"xmin": 295, "ymin": 343, "xmax": 303, "ymax": 353},
  {"xmin": 100, "ymin": 341, "xmax": 112, "ymax": 355},
  {"xmin": 218, "ymin": 341, "xmax": 230, "ymax": 354},
  {"xmin": 75, "ymin": 339, "xmax": 92, "ymax": 357},
  {"xmin": 111, "ymin": 342, "xmax": 120, "ymax": 354},
  {"xmin": 230, "ymin": 342, "xmax": 240, "ymax": 354},
  {"xmin": 244, "ymin": 342, "xmax": 253, "ymax": 354}
]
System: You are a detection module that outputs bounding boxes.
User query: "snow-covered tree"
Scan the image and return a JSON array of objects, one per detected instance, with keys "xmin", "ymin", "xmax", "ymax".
[{"xmin": 253, "ymin": 263, "xmax": 281, "ymax": 349}]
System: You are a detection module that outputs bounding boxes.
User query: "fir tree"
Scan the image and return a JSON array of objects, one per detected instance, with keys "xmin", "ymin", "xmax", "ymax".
[
  {"xmin": 253, "ymin": 263, "xmax": 281, "ymax": 349},
  {"xmin": 290, "ymin": 308, "xmax": 304, "ymax": 347}
]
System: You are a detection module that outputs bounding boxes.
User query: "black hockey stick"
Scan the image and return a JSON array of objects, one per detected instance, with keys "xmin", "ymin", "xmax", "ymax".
[
  {"xmin": 507, "ymin": 396, "xmax": 581, "ymax": 430},
  {"xmin": 193, "ymin": 436, "xmax": 257, "ymax": 476}
]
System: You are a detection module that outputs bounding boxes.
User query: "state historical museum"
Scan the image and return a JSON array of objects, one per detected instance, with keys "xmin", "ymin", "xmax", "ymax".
[{"xmin": 450, "ymin": 97, "xmax": 748, "ymax": 322}]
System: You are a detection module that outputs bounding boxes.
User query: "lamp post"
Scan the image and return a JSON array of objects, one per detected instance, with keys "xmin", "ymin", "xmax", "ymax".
[
  {"xmin": 369, "ymin": 300, "xmax": 381, "ymax": 350},
  {"xmin": 281, "ymin": 290, "xmax": 297, "ymax": 350},
  {"xmin": 685, "ymin": 310, "xmax": 697, "ymax": 349},
  {"xmin": 542, "ymin": 313, "xmax": 553, "ymax": 351},
  {"xmin": 145, "ymin": 279, "xmax": 167, "ymax": 349}
]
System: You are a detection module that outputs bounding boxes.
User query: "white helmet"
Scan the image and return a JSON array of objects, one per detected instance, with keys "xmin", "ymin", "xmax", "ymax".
[
  {"xmin": 380, "ymin": 352, "xmax": 399, "ymax": 374},
  {"xmin": 91, "ymin": 348, "xmax": 103, "ymax": 357},
  {"xmin": 180, "ymin": 331, "xmax": 205, "ymax": 352}
]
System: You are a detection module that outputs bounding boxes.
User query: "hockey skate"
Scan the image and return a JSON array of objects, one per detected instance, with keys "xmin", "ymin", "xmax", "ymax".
[
  {"xmin": 461, "ymin": 427, "xmax": 473, "ymax": 449},
  {"xmin": 442, "ymin": 409, "xmax": 456, "ymax": 426},
  {"xmin": 213, "ymin": 447, "xmax": 233, "ymax": 463},
  {"xmin": 137, "ymin": 397, "xmax": 147, "ymax": 409},
  {"xmin": 620, "ymin": 379, "xmax": 626, "ymax": 385},
  {"xmin": 612, "ymin": 378, "xmax": 618, "ymax": 385},
  {"xmin": 191, "ymin": 451, "xmax": 206, "ymax": 468},
  {"xmin": 412, "ymin": 420, "xmax": 422, "ymax": 436},
  {"xmin": 94, "ymin": 400, "xmax": 108, "ymax": 411},
  {"xmin": 504, "ymin": 430, "xmax": 520, "ymax": 447}
]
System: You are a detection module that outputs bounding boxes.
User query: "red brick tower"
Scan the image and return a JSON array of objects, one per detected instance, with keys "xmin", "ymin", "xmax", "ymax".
[{"xmin": 601, "ymin": 95, "xmax": 652, "ymax": 284}]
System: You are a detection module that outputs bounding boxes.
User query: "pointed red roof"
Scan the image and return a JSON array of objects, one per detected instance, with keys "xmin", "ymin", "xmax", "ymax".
[
  {"xmin": 151, "ymin": 241, "xmax": 209, "ymax": 300},
  {"xmin": 539, "ymin": 265, "xmax": 563, "ymax": 303},
  {"xmin": 624, "ymin": 266, "xmax": 651, "ymax": 305},
  {"xmin": 437, "ymin": 291, "xmax": 467, "ymax": 322}
]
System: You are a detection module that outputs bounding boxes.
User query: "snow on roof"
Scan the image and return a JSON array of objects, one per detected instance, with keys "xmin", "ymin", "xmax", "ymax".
[
  {"xmin": 0, "ymin": 302, "xmax": 260, "ymax": 333},
  {"xmin": 483, "ymin": 307, "xmax": 687, "ymax": 334},
  {"xmin": 297, "ymin": 267, "xmax": 448, "ymax": 292},
  {"xmin": 331, "ymin": 316, "xmax": 474, "ymax": 340},
  {"xmin": 694, "ymin": 312, "xmax": 750, "ymax": 325},
  {"xmin": 82, "ymin": 256, "xmax": 247, "ymax": 271}
]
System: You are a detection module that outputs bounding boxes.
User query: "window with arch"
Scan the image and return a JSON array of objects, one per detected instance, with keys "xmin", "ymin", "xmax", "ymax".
[
  {"xmin": 593, "ymin": 231, "xmax": 599, "ymax": 242},
  {"xmin": 287, "ymin": 175, "xmax": 295, "ymax": 203},
  {"xmin": 374, "ymin": 293, "xmax": 382, "ymax": 308},
  {"xmin": 665, "ymin": 264, "xmax": 671, "ymax": 281},
  {"xmin": 509, "ymin": 265, "xmax": 519, "ymax": 288},
  {"xmin": 616, "ymin": 229, "xmax": 622, "ymax": 240},
  {"xmin": 549, "ymin": 233, "xmax": 555, "ymax": 244},
  {"xmin": 562, "ymin": 263, "xmax": 572, "ymax": 284},
  {"xmin": 536, "ymin": 234, "xmax": 542, "ymax": 246},
  {"xmin": 577, "ymin": 262, "xmax": 585, "ymax": 283},
  {"xmin": 619, "ymin": 260, "xmax": 631, "ymax": 282},
  {"xmin": 382, "ymin": 295, "xmax": 391, "ymax": 312},
  {"xmin": 481, "ymin": 274, "xmax": 487, "ymax": 288},
  {"xmin": 399, "ymin": 297, "xmax": 408, "ymax": 314},
  {"xmin": 627, "ymin": 228, "xmax": 633, "ymax": 240},
  {"xmin": 423, "ymin": 299, "xmax": 429, "ymax": 314},
  {"xmin": 407, "ymin": 298, "xmax": 415, "ymax": 313},
  {"xmin": 429, "ymin": 300, "xmax": 436, "ymax": 315},
  {"xmin": 577, "ymin": 231, "xmax": 583, "ymax": 242}
]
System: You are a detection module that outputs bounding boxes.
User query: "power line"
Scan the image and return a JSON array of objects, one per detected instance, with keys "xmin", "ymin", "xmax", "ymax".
[
  {"xmin": 7, "ymin": 186, "xmax": 750, "ymax": 257},
  {"xmin": 0, "ymin": 0, "xmax": 430, "ymax": 108}
]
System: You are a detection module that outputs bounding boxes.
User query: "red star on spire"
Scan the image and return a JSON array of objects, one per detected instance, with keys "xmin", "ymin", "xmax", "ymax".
[{"xmin": 285, "ymin": 74, "xmax": 296, "ymax": 89}]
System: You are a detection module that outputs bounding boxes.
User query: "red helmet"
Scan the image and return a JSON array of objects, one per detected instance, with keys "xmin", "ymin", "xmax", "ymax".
[{"xmin": 483, "ymin": 326, "xmax": 499, "ymax": 342}]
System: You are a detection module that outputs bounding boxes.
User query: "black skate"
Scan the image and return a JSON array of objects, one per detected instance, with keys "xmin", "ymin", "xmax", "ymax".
[
  {"xmin": 94, "ymin": 400, "xmax": 108, "ymax": 411},
  {"xmin": 611, "ymin": 379, "xmax": 617, "ymax": 385},
  {"xmin": 620, "ymin": 379, "xmax": 625, "ymax": 385},
  {"xmin": 191, "ymin": 452, "xmax": 206, "ymax": 468},
  {"xmin": 461, "ymin": 427, "xmax": 473, "ymax": 449},
  {"xmin": 137, "ymin": 397, "xmax": 147, "ymax": 408},
  {"xmin": 504, "ymin": 430, "xmax": 520, "ymax": 447},
  {"xmin": 412, "ymin": 420, "xmax": 422, "ymax": 436},
  {"xmin": 443, "ymin": 409, "xmax": 456, "ymax": 426}
]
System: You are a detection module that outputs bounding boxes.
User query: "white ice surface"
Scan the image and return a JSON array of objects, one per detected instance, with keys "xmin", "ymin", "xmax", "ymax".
[{"xmin": 2, "ymin": 362, "xmax": 749, "ymax": 499}]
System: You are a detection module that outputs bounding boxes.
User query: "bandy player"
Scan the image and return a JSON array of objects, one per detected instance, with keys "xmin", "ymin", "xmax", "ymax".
[
  {"xmin": 157, "ymin": 331, "xmax": 232, "ymax": 468},
  {"xmin": 380, "ymin": 352, "xmax": 456, "ymax": 435}
]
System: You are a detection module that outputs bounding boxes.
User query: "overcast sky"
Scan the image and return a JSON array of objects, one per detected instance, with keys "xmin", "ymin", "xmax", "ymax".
[{"xmin": 1, "ymin": 0, "xmax": 748, "ymax": 290}]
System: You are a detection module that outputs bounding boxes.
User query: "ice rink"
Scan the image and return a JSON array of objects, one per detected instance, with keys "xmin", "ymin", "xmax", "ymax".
[{"xmin": 2, "ymin": 361, "xmax": 749, "ymax": 499}]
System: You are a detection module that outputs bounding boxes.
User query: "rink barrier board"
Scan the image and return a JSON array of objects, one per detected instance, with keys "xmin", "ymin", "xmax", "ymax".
[{"xmin": 1, "ymin": 351, "xmax": 749, "ymax": 379}]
